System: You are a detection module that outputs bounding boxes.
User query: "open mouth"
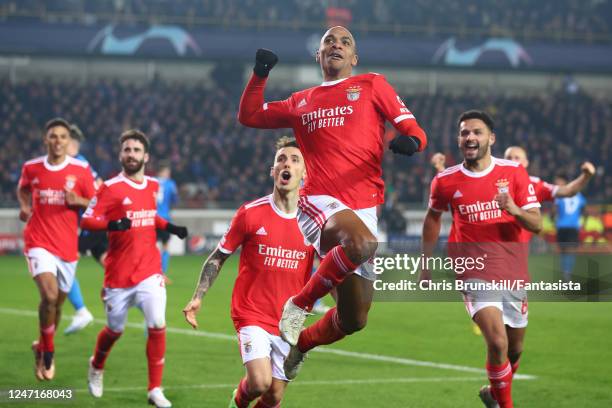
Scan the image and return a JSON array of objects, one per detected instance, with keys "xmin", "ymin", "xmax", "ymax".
[
  {"xmin": 329, "ymin": 52, "xmax": 343, "ymax": 60},
  {"xmin": 280, "ymin": 170, "xmax": 291, "ymax": 184},
  {"xmin": 464, "ymin": 143, "xmax": 479, "ymax": 153}
]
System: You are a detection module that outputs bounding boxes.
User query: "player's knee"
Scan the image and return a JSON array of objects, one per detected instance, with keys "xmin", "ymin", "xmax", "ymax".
[
  {"xmin": 147, "ymin": 317, "xmax": 166, "ymax": 329},
  {"xmin": 343, "ymin": 233, "xmax": 378, "ymax": 265},
  {"xmin": 41, "ymin": 290, "xmax": 59, "ymax": 306},
  {"xmin": 247, "ymin": 377, "xmax": 272, "ymax": 396},
  {"xmin": 339, "ymin": 311, "xmax": 368, "ymax": 334},
  {"xmin": 487, "ymin": 333, "xmax": 508, "ymax": 357}
]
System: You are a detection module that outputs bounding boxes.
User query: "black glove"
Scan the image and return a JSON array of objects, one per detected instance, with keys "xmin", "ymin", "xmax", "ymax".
[
  {"xmin": 254, "ymin": 48, "xmax": 278, "ymax": 77},
  {"xmin": 389, "ymin": 135, "xmax": 421, "ymax": 156},
  {"xmin": 108, "ymin": 217, "xmax": 132, "ymax": 231},
  {"xmin": 166, "ymin": 223, "xmax": 188, "ymax": 239}
]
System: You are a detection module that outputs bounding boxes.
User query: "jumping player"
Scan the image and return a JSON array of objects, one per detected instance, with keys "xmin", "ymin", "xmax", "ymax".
[
  {"xmin": 183, "ymin": 137, "xmax": 315, "ymax": 407},
  {"xmin": 81, "ymin": 130, "xmax": 188, "ymax": 408},
  {"xmin": 17, "ymin": 118, "xmax": 96, "ymax": 380},
  {"xmin": 238, "ymin": 26, "xmax": 427, "ymax": 378}
]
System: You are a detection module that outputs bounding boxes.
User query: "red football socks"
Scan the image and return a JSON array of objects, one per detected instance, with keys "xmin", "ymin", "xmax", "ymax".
[
  {"xmin": 297, "ymin": 307, "xmax": 346, "ymax": 353},
  {"xmin": 234, "ymin": 377, "xmax": 255, "ymax": 408},
  {"xmin": 253, "ymin": 396, "xmax": 281, "ymax": 408},
  {"xmin": 92, "ymin": 326, "xmax": 122, "ymax": 370},
  {"xmin": 39, "ymin": 323, "xmax": 56, "ymax": 353},
  {"xmin": 292, "ymin": 246, "xmax": 358, "ymax": 310},
  {"xmin": 511, "ymin": 359, "xmax": 520, "ymax": 375},
  {"xmin": 146, "ymin": 327, "xmax": 166, "ymax": 391},
  {"xmin": 487, "ymin": 360, "xmax": 514, "ymax": 408}
]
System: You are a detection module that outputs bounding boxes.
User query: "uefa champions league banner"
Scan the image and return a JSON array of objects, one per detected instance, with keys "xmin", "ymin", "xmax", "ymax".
[{"xmin": 1, "ymin": 22, "xmax": 612, "ymax": 72}]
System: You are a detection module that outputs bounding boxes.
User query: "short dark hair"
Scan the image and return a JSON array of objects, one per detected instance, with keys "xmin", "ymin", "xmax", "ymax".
[
  {"xmin": 457, "ymin": 110, "xmax": 495, "ymax": 132},
  {"xmin": 45, "ymin": 117, "xmax": 71, "ymax": 133},
  {"xmin": 555, "ymin": 173, "xmax": 569, "ymax": 182},
  {"xmin": 119, "ymin": 129, "xmax": 150, "ymax": 153},
  {"xmin": 157, "ymin": 160, "xmax": 171, "ymax": 171},
  {"xmin": 70, "ymin": 124, "xmax": 84, "ymax": 141},
  {"xmin": 275, "ymin": 136, "xmax": 299, "ymax": 150}
]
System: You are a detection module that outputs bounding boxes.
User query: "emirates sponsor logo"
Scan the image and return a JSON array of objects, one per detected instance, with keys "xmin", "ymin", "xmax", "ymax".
[
  {"xmin": 259, "ymin": 244, "xmax": 307, "ymax": 269},
  {"xmin": 301, "ymin": 105, "xmax": 354, "ymax": 133},
  {"xmin": 458, "ymin": 199, "xmax": 502, "ymax": 223},
  {"xmin": 126, "ymin": 209, "xmax": 157, "ymax": 227}
]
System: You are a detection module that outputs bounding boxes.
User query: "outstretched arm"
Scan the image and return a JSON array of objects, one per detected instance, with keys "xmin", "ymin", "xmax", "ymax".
[
  {"xmin": 556, "ymin": 162, "xmax": 596, "ymax": 197},
  {"xmin": 183, "ymin": 248, "xmax": 231, "ymax": 328}
]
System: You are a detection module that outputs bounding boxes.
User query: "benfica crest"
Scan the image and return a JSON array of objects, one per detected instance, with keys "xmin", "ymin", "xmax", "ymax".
[
  {"xmin": 346, "ymin": 86, "xmax": 362, "ymax": 101},
  {"xmin": 495, "ymin": 178, "xmax": 510, "ymax": 193},
  {"xmin": 65, "ymin": 175, "xmax": 77, "ymax": 190}
]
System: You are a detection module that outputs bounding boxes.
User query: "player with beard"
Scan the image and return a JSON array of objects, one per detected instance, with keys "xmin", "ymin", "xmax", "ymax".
[
  {"xmin": 18, "ymin": 118, "xmax": 96, "ymax": 380},
  {"xmin": 183, "ymin": 137, "xmax": 315, "ymax": 408},
  {"xmin": 81, "ymin": 130, "xmax": 188, "ymax": 408},
  {"xmin": 420, "ymin": 111, "xmax": 542, "ymax": 408},
  {"xmin": 238, "ymin": 26, "xmax": 427, "ymax": 379}
]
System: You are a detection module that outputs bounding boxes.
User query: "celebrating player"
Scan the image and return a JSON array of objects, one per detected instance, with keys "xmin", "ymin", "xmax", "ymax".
[
  {"xmin": 420, "ymin": 111, "xmax": 542, "ymax": 408},
  {"xmin": 81, "ymin": 130, "xmax": 188, "ymax": 408},
  {"xmin": 17, "ymin": 118, "xmax": 96, "ymax": 380},
  {"xmin": 238, "ymin": 26, "xmax": 427, "ymax": 377},
  {"xmin": 183, "ymin": 137, "xmax": 315, "ymax": 407}
]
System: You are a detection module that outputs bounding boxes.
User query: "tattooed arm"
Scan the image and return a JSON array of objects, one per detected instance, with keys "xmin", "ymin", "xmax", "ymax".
[{"xmin": 183, "ymin": 248, "xmax": 231, "ymax": 329}]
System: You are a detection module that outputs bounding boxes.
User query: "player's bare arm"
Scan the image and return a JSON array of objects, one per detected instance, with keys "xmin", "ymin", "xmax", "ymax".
[
  {"xmin": 183, "ymin": 248, "xmax": 230, "ymax": 329},
  {"xmin": 494, "ymin": 193, "xmax": 542, "ymax": 233},
  {"xmin": 16, "ymin": 185, "xmax": 32, "ymax": 222},
  {"xmin": 419, "ymin": 209, "xmax": 443, "ymax": 283},
  {"xmin": 555, "ymin": 161, "xmax": 596, "ymax": 197}
]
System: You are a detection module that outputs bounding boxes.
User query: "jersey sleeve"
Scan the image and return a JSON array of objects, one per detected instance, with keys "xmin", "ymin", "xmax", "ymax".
[
  {"xmin": 238, "ymin": 74, "xmax": 294, "ymax": 129},
  {"xmin": 217, "ymin": 205, "xmax": 247, "ymax": 254},
  {"xmin": 78, "ymin": 166, "xmax": 97, "ymax": 200},
  {"xmin": 535, "ymin": 179, "xmax": 557, "ymax": 202},
  {"xmin": 428, "ymin": 176, "xmax": 449, "ymax": 212},
  {"xmin": 81, "ymin": 184, "xmax": 114, "ymax": 229},
  {"xmin": 371, "ymin": 74, "xmax": 427, "ymax": 151},
  {"xmin": 18, "ymin": 164, "xmax": 31, "ymax": 189},
  {"xmin": 514, "ymin": 166, "xmax": 540, "ymax": 210}
]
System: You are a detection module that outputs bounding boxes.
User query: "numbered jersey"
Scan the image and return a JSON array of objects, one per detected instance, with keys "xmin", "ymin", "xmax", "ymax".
[
  {"xmin": 555, "ymin": 193, "xmax": 586, "ymax": 229},
  {"xmin": 18, "ymin": 155, "xmax": 96, "ymax": 261},
  {"xmin": 219, "ymin": 194, "xmax": 315, "ymax": 336}
]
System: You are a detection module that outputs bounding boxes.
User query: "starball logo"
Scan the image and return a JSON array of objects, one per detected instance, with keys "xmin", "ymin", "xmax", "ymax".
[{"xmin": 301, "ymin": 105, "xmax": 354, "ymax": 133}]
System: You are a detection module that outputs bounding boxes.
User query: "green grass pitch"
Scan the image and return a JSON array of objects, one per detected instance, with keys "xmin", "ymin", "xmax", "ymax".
[{"xmin": 0, "ymin": 254, "xmax": 611, "ymax": 407}]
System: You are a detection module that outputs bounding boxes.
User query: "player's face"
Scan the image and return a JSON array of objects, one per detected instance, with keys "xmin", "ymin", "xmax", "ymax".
[
  {"xmin": 458, "ymin": 119, "xmax": 495, "ymax": 163},
  {"xmin": 271, "ymin": 147, "xmax": 306, "ymax": 192},
  {"xmin": 119, "ymin": 139, "xmax": 149, "ymax": 175},
  {"xmin": 45, "ymin": 125, "xmax": 70, "ymax": 159},
  {"xmin": 504, "ymin": 147, "xmax": 529, "ymax": 168},
  {"xmin": 317, "ymin": 26, "xmax": 358, "ymax": 79}
]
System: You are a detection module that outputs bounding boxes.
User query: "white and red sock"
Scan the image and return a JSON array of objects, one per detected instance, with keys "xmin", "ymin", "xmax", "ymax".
[
  {"xmin": 234, "ymin": 377, "xmax": 255, "ymax": 408},
  {"xmin": 146, "ymin": 327, "xmax": 166, "ymax": 391},
  {"xmin": 292, "ymin": 246, "xmax": 358, "ymax": 310},
  {"xmin": 92, "ymin": 326, "xmax": 122, "ymax": 369},
  {"xmin": 487, "ymin": 360, "xmax": 513, "ymax": 408}
]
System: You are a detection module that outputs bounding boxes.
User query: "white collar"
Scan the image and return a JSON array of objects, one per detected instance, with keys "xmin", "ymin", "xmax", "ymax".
[
  {"xmin": 460, "ymin": 157, "xmax": 496, "ymax": 178},
  {"xmin": 120, "ymin": 173, "xmax": 148, "ymax": 190},
  {"xmin": 43, "ymin": 155, "xmax": 70, "ymax": 172},
  {"xmin": 268, "ymin": 194, "xmax": 297, "ymax": 219},
  {"xmin": 321, "ymin": 77, "xmax": 349, "ymax": 87}
]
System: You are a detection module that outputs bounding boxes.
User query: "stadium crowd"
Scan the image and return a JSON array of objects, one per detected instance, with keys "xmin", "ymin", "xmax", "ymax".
[
  {"xmin": 0, "ymin": 78, "xmax": 609, "ymax": 208},
  {"xmin": 2, "ymin": 0, "xmax": 610, "ymax": 42}
]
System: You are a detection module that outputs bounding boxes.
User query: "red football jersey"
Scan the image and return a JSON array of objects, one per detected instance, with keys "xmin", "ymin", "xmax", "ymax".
[
  {"xmin": 219, "ymin": 194, "xmax": 315, "ymax": 336},
  {"xmin": 239, "ymin": 73, "xmax": 427, "ymax": 209},
  {"xmin": 429, "ymin": 158, "xmax": 540, "ymax": 281},
  {"xmin": 519, "ymin": 176, "xmax": 558, "ymax": 241},
  {"xmin": 82, "ymin": 174, "xmax": 163, "ymax": 288},
  {"xmin": 19, "ymin": 155, "xmax": 96, "ymax": 261}
]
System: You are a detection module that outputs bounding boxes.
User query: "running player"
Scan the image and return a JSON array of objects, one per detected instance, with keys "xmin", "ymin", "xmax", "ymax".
[
  {"xmin": 81, "ymin": 130, "xmax": 188, "ymax": 408},
  {"xmin": 17, "ymin": 118, "xmax": 96, "ymax": 380},
  {"xmin": 420, "ymin": 110, "xmax": 542, "ymax": 408},
  {"xmin": 183, "ymin": 137, "xmax": 315, "ymax": 407},
  {"xmin": 238, "ymin": 26, "xmax": 427, "ymax": 377}
]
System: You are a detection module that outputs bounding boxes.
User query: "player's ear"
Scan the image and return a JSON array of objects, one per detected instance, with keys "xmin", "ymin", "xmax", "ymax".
[
  {"xmin": 315, "ymin": 49, "xmax": 320, "ymax": 63},
  {"xmin": 270, "ymin": 166, "xmax": 274, "ymax": 178},
  {"xmin": 490, "ymin": 132, "xmax": 496, "ymax": 146},
  {"xmin": 351, "ymin": 53, "xmax": 358, "ymax": 67},
  {"xmin": 144, "ymin": 152, "xmax": 150, "ymax": 164}
]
